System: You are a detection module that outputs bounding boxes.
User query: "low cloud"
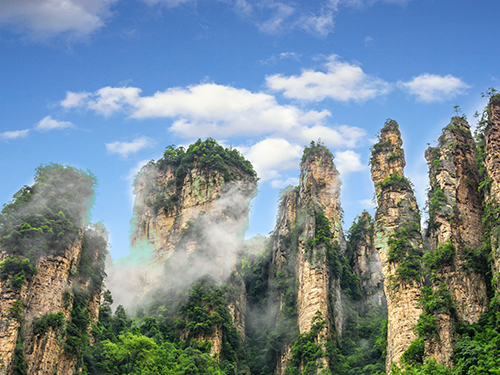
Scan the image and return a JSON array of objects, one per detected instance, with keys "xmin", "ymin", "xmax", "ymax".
[
  {"xmin": 238, "ymin": 138, "xmax": 303, "ymax": 181},
  {"xmin": 0, "ymin": 129, "xmax": 30, "ymax": 140},
  {"xmin": 266, "ymin": 54, "xmax": 390, "ymax": 102},
  {"xmin": 106, "ymin": 137, "xmax": 152, "ymax": 157},
  {"xmin": 0, "ymin": 0, "xmax": 118, "ymax": 39},
  {"xmin": 35, "ymin": 116, "xmax": 74, "ymax": 132},
  {"xmin": 400, "ymin": 74, "xmax": 470, "ymax": 103},
  {"xmin": 62, "ymin": 83, "xmax": 367, "ymax": 148},
  {"xmin": 334, "ymin": 150, "xmax": 365, "ymax": 175}
]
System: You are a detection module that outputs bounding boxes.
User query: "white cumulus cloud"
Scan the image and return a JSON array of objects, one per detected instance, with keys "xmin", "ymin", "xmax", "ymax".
[
  {"xmin": 35, "ymin": 116, "xmax": 74, "ymax": 132},
  {"xmin": 334, "ymin": 149, "xmax": 365, "ymax": 175},
  {"xmin": 62, "ymin": 83, "xmax": 367, "ymax": 148},
  {"xmin": 400, "ymin": 74, "xmax": 470, "ymax": 103},
  {"xmin": 0, "ymin": 129, "xmax": 30, "ymax": 140},
  {"xmin": 266, "ymin": 54, "xmax": 390, "ymax": 102},
  {"xmin": 106, "ymin": 137, "xmax": 152, "ymax": 157},
  {"xmin": 238, "ymin": 138, "xmax": 303, "ymax": 181},
  {"xmin": 0, "ymin": 0, "xmax": 118, "ymax": 38}
]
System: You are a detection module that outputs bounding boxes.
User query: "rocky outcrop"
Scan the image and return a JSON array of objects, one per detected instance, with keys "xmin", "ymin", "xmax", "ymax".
[
  {"xmin": 425, "ymin": 117, "xmax": 488, "ymax": 346},
  {"xmin": 370, "ymin": 120, "xmax": 424, "ymax": 371},
  {"xmin": 348, "ymin": 212, "xmax": 385, "ymax": 312},
  {"xmin": 0, "ymin": 231, "xmax": 105, "ymax": 375},
  {"xmin": 484, "ymin": 96, "xmax": 500, "ymax": 285}
]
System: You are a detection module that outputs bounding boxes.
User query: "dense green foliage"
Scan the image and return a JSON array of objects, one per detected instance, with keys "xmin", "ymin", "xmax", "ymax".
[
  {"xmin": 34, "ymin": 312, "xmax": 65, "ymax": 334},
  {"xmin": 377, "ymin": 172, "xmax": 413, "ymax": 194},
  {"xmin": 0, "ymin": 164, "xmax": 97, "ymax": 261},
  {"xmin": 285, "ymin": 312, "xmax": 327, "ymax": 375},
  {"xmin": 301, "ymin": 141, "xmax": 334, "ymax": 163},
  {"xmin": 134, "ymin": 138, "xmax": 257, "ymax": 215},
  {"xmin": 84, "ymin": 277, "xmax": 247, "ymax": 375},
  {"xmin": 0, "ymin": 257, "xmax": 37, "ymax": 291}
]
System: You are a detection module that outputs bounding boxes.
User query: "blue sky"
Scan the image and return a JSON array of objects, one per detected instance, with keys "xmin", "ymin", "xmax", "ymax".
[{"xmin": 0, "ymin": 0, "xmax": 498, "ymax": 259}]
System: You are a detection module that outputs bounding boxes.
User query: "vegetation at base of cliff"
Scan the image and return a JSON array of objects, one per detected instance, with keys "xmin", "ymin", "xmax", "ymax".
[
  {"xmin": 327, "ymin": 306, "xmax": 387, "ymax": 375},
  {"xmin": 84, "ymin": 277, "xmax": 248, "ymax": 375},
  {"xmin": 396, "ymin": 298, "xmax": 500, "ymax": 374},
  {"xmin": 65, "ymin": 287, "xmax": 92, "ymax": 363},
  {"xmin": 322, "ymin": 213, "xmax": 387, "ymax": 375},
  {"xmin": 285, "ymin": 312, "xmax": 327, "ymax": 375},
  {"xmin": 241, "ymin": 200, "xmax": 301, "ymax": 375},
  {"xmin": 0, "ymin": 257, "xmax": 37, "ymax": 291},
  {"xmin": 301, "ymin": 140, "xmax": 334, "ymax": 164},
  {"xmin": 0, "ymin": 164, "xmax": 97, "ymax": 262},
  {"xmin": 387, "ymin": 224, "xmax": 423, "ymax": 286},
  {"xmin": 134, "ymin": 138, "xmax": 257, "ymax": 215}
]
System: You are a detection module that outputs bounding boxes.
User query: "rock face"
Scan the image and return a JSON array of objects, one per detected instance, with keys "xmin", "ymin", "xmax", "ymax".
[
  {"xmin": 425, "ymin": 116, "xmax": 489, "ymax": 365},
  {"xmin": 348, "ymin": 212, "xmax": 385, "ymax": 311},
  {"xmin": 484, "ymin": 97, "xmax": 500, "ymax": 284},
  {"xmin": 0, "ymin": 232, "xmax": 105, "ymax": 375},
  {"xmin": 370, "ymin": 120, "xmax": 424, "ymax": 371},
  {"xmin": 129, "ymin": 140, "xmax": 257, "ymax": 355},
  {"xmin": 268, "ymin": 142, "xmax": 345, "ymax": 373}
]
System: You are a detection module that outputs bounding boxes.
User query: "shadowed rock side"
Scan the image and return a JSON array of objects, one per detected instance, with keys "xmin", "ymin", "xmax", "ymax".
[
  {"xmin": 370, "ymin": 120, "xmax": 424, "ymax": 372},
  {"xmin": 484, "ymin": 96, "xmax": 500, "ymax": 287},
  {"xmin": 348, "ymin": 211, "xmax": 385, "ymax": 312},
  {"xmin": 425, "ymin": 116, "xmax": 489, "ymax": 366}
]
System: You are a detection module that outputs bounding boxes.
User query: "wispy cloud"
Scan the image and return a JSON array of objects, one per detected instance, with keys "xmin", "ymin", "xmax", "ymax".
[
  {"xmin": 399, "ymin": 74, "xmax": 470, "ymax": 103},
  {"xmin": 0, "ymin": 129, "xmax": 30, "ymax": 140},
  {"xmin": 266, "ymin": 54, "xmax": 390, "ymax": 102},
  {"xmin": 106, "ymin": 137, "xmax": 152, "ymax": 157},
  {"xmin": 0, "ymin": 0, "xmax": 118, "ymax": 39},
  {"xmin": 34, "ymin": 116, "xmax": 74, "ymax": 132}
]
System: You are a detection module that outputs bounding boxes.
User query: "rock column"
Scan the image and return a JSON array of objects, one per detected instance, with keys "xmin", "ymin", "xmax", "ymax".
[{"xmin": 370, "ymin": 120, "xmax": 424, "ymax": 371}]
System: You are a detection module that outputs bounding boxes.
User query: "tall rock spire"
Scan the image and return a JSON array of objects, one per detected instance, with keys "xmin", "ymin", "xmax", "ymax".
[
  {"xmin": 370, "ymin": 120, "xmax": 424, "ymax": 371},
  {"xmin": 425, "ymin": 116, "xmax": 488, "ymax": 365}
]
